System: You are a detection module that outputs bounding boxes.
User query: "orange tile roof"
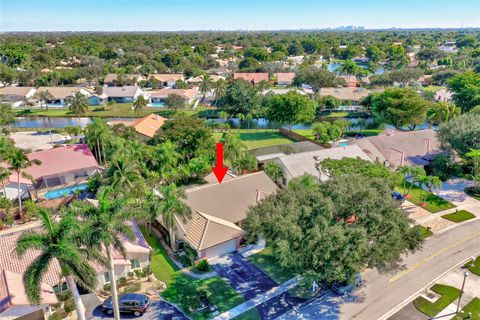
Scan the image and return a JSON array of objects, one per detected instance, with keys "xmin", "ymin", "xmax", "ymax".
[
  {"xmin": 233, "ymin": 73, "xmax": 269, "ymax": 84},
  {"xmin": 131, "ymin": 114, "xmax": 167, "ymax": 138}
]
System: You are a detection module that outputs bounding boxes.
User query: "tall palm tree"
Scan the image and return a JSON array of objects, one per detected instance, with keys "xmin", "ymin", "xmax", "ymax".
[
  {"xmin": 199, "ymin": 74, "xmax": 214, "ymax": 102},
  {"xmin": 66, "ymin": 92, "xmax": 89, "ymax": 117},
  {"xmin": 338, "ymin": 60, "xmax": 360, "ymax": 77},
  {"xmin": 418, "ymin": 175, "xmax": 442, "ymax": 204},
  {"xmin": 105, "ymin": 156, "xmax": 141, "ymax": 195},
  {"xmin": 16, "ymin": 208, "xmax": 98, "ymax": 320},
  {"xmin": 7, "ymin": 148, "xmax": 41, "ymax": 215},
  {"xmin": 70, "ymin": 187, "xmax": 143, "ymax": 320},
  {"xmin": 157, "ymin": 183, "xmax": 191, "ymax": 248},
  {"xmin": 33, "ymin": 90, "xmax": 54, "ymax": 111},
  {"xmin": 398, "ymin": 166, "xmax": 425, "ymax": 196},
  {"xmin": 214, "ymin": 78, "xmax": 227, "ymax": 105},
  {"xmin": 85, "ymin": 118, "xmax": 110, "ymax": 165},
  {"xmin": 133, "ymin": 95, "xmax": 148, "ymax": 116},
  {"xmin": 0, "ymin": 166, "xmax": 11, "ymax": 197},
  {"xmin": 222, "ymin": 132, "xmax": 246, "ymax": 166},
  {"xmin": 427, "ymin": 102, "xmax": 460, "ymax": 125},
  {"xmin": 466, "ymin": 149, "xmax": 480, "ymax": 192}
]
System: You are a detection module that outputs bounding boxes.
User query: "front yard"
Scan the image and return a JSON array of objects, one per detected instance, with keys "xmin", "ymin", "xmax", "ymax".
[
  {"xmin": 214, "ymin": 129, "xmax": 295, "ymax": 150},
  {"xmin": 441, "ymin": 210, "xmax": 476, "ymax": 223},
  {"xmin": 466, "ymin": 257, "xmax": 480, "ymax": 276},
  {"xmin": 413, "ymin": 284, "xmax": 461, "ymax": 317},
  {"xmin": 140, "ymin": 226, "xmax": 260, "ymax": 320},
  {"xmin": 395, "ymin": 182, "xmax": 456, "ymax": 213},
  {"xmin": 452, "ymin": 297, "xmax": 480, "ymax": 320},
  {"xmin": 418, "ymin": 225, "xmax": 433, "ymax": 239}
]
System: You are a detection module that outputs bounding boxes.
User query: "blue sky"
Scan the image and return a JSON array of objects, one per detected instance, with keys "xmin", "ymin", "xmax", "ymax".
[{"xmin": 1, "ymin": 0, "xmax": 479, "ymax": 31}]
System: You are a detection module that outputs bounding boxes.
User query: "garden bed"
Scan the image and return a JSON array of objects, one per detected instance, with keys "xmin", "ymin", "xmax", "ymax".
[
  {"xmin": 395, "ymin": 182, "xmax": 456, "ymax": 213},
  {"xmin": 441, "ymin": 210, "xmax": 476, "ymax": 223},
  {"xmin": 413, "ymin": 284, "xmax": 461, "ymax": 317}
]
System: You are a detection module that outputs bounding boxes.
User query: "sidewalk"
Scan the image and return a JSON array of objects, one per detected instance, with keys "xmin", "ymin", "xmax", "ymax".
[{"xmin": 213, "ymin": 276, "xmax": 300, "ymax": 320}]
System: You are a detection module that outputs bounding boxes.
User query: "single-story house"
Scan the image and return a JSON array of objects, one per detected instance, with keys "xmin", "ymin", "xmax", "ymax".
[
  {"xmin": 435, "ymin": 89, "xmax": 453, "ymax": 102},
  {"xmin": 1, "ymin": 144, "xmax": 101, "ymax": 200},
  {"xmin": 233, "ymin": 73, "xmax": 269, "ymax": 85},
  {"xmin": 267, "ymin": 145, "xmax": 371, "ymax": 184},
  {"xmin": 35, "ymin": 87, "xmax": 90, "ymax": 107},
  {"xmin": 89, "ymin": 86, "xmax": 147, "ymax": 105},
  {"xmin": 187, "ymin": 75, "xmax": 225, "ymax": 84},
  {"xmin": 318, "ymin": 87, "xmax": 384, "ymax": 104},
  {"xmin": 0, "ymin": 87, "xmax": 36, "ymax": 107},
  {"xmin": 148, "ymin": 74, "xmax": 184, "ymax": 88},
  {"xmin": 0, "ymin": 220, "xmax": 150, "ymax": 320},
  {"xmin": 339, "ymin": 75, "xmax": 359, "ymax": 88},
  {"xmin": 159, "ymin": 172, "xmax": 278, "ymax": 260},
  {"xmin": 130, "ymin": 113, "xmax": 167, "ymax": 139},
  {"xmin": 148, "ymin": 88, "xmax": 197, "ymax": 106},
  {"xmin": 274, "ymin": 72, "xmax": 296, "ymax": 86},
  {"xmin": 347, "ymin": 129, "xmax": 441, "ymax": 168},
  {"xmin": 103, "ymin": 73, "xmax": 145, "ymax": 87}
]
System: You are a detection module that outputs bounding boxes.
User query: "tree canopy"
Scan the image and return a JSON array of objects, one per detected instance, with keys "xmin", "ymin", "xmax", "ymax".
[{"xmin": 266, "ymin": 91, "xmax": 316, "ymax": 130}]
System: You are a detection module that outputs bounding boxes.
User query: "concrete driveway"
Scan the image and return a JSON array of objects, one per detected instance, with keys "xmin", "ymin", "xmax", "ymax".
[
  {"xmin": 433, "ymin": 179, "xmax": 475, "ymax": 206},
  {"xmin": 88, "ymin": 300, "xmax": 189, "ymax": 320}
]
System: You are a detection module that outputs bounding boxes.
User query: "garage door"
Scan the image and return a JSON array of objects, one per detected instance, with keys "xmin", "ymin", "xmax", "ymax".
[{"xmin": 205, "ymin": 239, "xmax": 237, "ymax": 259}]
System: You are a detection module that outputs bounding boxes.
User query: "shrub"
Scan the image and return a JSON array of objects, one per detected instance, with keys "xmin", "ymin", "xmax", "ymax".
[
  {"xmin": 134, "ymin": 269, "xmax": 143, "ymax": 278},
  {"xmin": 427, "ymin": 154, "xmax": 463, "ymax": 181},
  {"xmin": 141, "ymin": 265, "xmax": 152, "ymax": 278},
  {"xmin": 117, "ymin": 277, "xmax": 127, "ymax": 287},
  {"xmin": 127, "ymin": 271, "xmax": 135, "ymax": 278},
  {"xmin": 56, "ymin": 290, "xmax": 72, "ymax": 302},
  {"xmin": 63, "ymin": 299, "xmax": 76, "ymax": 313},
  {"xmin": 196, "ymin": 259, "xmax": 210, "ymax": 272},
  {"xmin": 124, "ymin": 282, "xmax": 141, "ymax": 293},
  {"xmin": 48, "ymin": 311, "xmax": 62, "ymax": 320},
  {"xmin": 103, "ymin": 283, "xmax": 111, "ymax": 291}
]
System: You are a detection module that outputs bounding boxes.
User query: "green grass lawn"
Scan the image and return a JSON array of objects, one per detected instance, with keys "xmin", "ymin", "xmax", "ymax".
[
  {"xmin": 418, "ymin": 225, "xmax": 434, "ymax": 239},
  {"xmin": 395, "ymin": 182, "xmax": 456, "ymax": 213},
  {"xmin": 14, "ymin": 104, "xmax": 205, "ymax": 119},
  {"xmin": 452, "ymin": 297, "xmax": 480, "ymax": 320},
  {"xmin": 247, "ymin": 248, "xmax": 296, "ymax": 284},
  {"xmin": 214, "ymin": 129, "xmax": 295, "ymax": 150},
  {"xmin": 140, "ymin": 226, "xmax": 259, "ymax": 319},
  {"xmin": 441, "ymin": 210, "xmax": 476, "ymax": 223},
  {"xmin": 292, "ymin": 129, "xmax": 315, "ymax": 140},
  {"xmin": 231, "ymin": 309, "xmax": 262, "ymax": 320},
  {"xmin": 413, "ymin": 284, "xmax": 461, "ymax": 317},
  {"xmin": 466, "ymin": 257, "xmax": 480, "ymax": 276}
]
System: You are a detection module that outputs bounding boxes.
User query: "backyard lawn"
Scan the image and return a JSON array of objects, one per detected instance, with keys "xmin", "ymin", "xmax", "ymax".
[
  {"xmin": 466, "ymin": 257, "xmax": 480, "ymax": 276},
  {"xmin": 441, "ymin": 210, "xmax": 476, "ymax": 223},
  {"xmin": 14, "ymin": 104, "xmax": 204, "ymax": 118},
  {"xmin": 452, "ymin": 297, "xmax": 480, "ymax": 320},
  {"xmin": 413, "ymin": 284, "xmax": 461, "ymax": 317},
  {"xmin": 395, "ymin": 182, "xmax": 456, "ymax": 213},
  {"xmin": 140, "ymin": 226, "xmax": 260, "ymax": 320},
  {"xmin": 418, "ymin": 225, "xmax": 433, "ymax": 239},
  {"xmin": 214, "ymin": 130, "xmax": 294, "ymax": 150}
]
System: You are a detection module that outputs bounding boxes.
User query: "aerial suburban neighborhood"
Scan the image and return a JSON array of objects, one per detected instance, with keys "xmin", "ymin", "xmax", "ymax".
[{"xmin": 0, "ymin": 1, "xmax": 479, "ymax": 320}]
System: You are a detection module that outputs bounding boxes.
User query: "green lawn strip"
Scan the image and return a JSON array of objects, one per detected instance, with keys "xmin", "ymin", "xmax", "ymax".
[
  {"xmin": 230, "ymin": 308, "xmax": 262, "ymax": 320},
  {"xmin": 14, "ymin": 104, "xmax": 204, "ymax": 118},
  {"xmin": 140, "ymin": 226, "xmax": 249, "ymax": 319},
  {"xmin": 451, "ymin": 297, "xmax": 480, "ymax": 320},
  {"xmin": 413, "ymin": 284, "xmax": 461, "ymax": 317},
  {"xmin": 395, "ymin": 182, "xmax": 456, "ymax": 213},
  {"xmin": 418, "ymin": 225, "xmax": 433, "ymax": 239},
  {"xmin": 139, "ymin": 226, "xmax": 178, "ymax": 284},
  {"xmin": 214, "ymin": 130, "xmax": 294, "ymax": 150},
  {"xmin": 293, "ymin": 129, "xmax": 315, "ymax": 140},
  {"xmin": 465, "ymin": 187, "xmax": 480, "ymax": 201},
  {"xmin": 466, "ymin": 257, "xmax": 480, "ymax": 276},
  {"xmin": 441, "ymin": 210, "xmax": 476, "ymax": 223}
]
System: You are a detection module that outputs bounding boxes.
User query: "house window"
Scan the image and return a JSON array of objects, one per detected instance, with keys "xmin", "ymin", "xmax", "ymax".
[
  {"xmin": 130, "ymin": 258, "xmax": 140, "ymax": 269},
  {"xmin": 104, "ymin": 272, "xmax": 110, "ymax": 283},
  {"xmin": 52, "ymin": 282, "xmax": 68, "ymax": 293}
]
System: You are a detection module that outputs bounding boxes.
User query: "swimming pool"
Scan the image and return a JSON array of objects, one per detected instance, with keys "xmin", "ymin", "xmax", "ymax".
[
  {"xmin": 338, "ymin": 142, "xmax": 349, "ymax": 147},
  {"xmin": 148, "ymin": 102, "xmax": 166, "ymax": 107},
  {"xmin": 44, "ymin": 184, "xmax": 88, "ymax": 200}
]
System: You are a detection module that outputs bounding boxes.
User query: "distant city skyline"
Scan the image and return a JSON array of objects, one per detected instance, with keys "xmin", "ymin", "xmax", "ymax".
[{"xmin": 1, "ymin": 0, "xmax": 479, "ymax": 32}]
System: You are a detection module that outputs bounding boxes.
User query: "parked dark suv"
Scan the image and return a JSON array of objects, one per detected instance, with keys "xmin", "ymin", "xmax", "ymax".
[{"xmin": 102, "ymin": 293, "xmax": 150, "ymax": 317}]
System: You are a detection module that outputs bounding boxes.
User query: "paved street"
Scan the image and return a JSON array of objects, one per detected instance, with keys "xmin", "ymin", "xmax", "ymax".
[
  {"xmin": 88, "ymin": 300, "xmax": 188, "ymax": 320},
  {"xmin": 275, "ymin": 219, "xmax": 480, "ymax": 320}
]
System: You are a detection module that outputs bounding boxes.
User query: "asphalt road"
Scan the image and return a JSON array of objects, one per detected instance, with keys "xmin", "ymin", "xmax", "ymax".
[{"xmin": 278, "ymin": 219, "xmax": 480, "ymax": 320}]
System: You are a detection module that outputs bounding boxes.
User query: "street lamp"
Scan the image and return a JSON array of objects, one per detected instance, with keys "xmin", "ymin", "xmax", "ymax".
[{"xmin": 456, "ymin": 271, "xmax": 469, "ymax": 314}]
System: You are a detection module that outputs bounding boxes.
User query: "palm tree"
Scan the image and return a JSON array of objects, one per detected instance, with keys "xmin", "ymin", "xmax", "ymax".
[
  {"xmin": 466, "ymin": 149, "xmax": 480, "ymax": 192},
  {"xmin": 199, "ymin": 74, "xmax": 214, "ymax": 102},
  {"xmin": 85, "ymin": 118, "xmax": 110, "ymax": 165},
  {"xmin": 213, "ymin": 78, "xmax": 227, "ymax": 105},
  {"xmin": 338, "ymin": 60, "xmax": 360, "ymax": 77},
  {"xmin": 66, "ymin": 92, "xmax": 89, "ymax": 117},
  {"xmin": 223, "ymin": 132, "xmax": 246, "ymax": 166},
  {"xmin": 236, "ymin": 113, "xmax": 245, "ymax": 133},
  {"xmin": 7, "ymin": 148, "xmax": 41, "ymax": 215},
  {"xmin": 399, "ymin": 166, "xmax": 425, "ymax": 196},
  {"xmin": 157, "ymin": 183, "xmax": 191, "ymax": 248},
  {"xmin": 152, "ymin": 140, "xmax": 181, "ymax": 183},
  {"xmin": 70, "ymin": 187, "xmax": 143, "ymax": 320},
  {"xmin": 105, "ymin": 156, "xmax": 141, "ymax": 195},
  {"xmin": 16, "ymin": 208, "xmax": 98, "ymax": 320},
  {"xmin": 427, "ymin": 102, "xmax": 460, "ymax": 125},
  {"xmin": 418, "ymin": 175, "xmax": 442, "ymax": 204},
  {"xmin": 34, "ymin": 90, "xmax": 54, "ymax": 111},
  {"xmin": 0, "ymin": 166, "xmax": 11, "ymax": 197},
  {"xmin": 133, "ymin": 95, "xmax": 148, "ymax": 116},
  {"xmin": 245, "ymin": 113, "xmax": 253, "ymax": 130}
]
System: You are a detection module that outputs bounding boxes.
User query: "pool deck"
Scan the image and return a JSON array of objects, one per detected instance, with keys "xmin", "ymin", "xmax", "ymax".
[{"xmin": 34, "ymin": 179, "xmax": 89, "ymax": 200}]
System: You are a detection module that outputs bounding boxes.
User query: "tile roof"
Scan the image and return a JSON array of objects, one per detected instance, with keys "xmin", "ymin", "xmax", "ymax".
[
  {"xmin": 36, "ymin": 87, "xmax": 86, "ymax": 100},
  {"xmin": 0, "ymin": 87, "xmax": 35, "ymax": 97},
  {"xmin": 274, "ymin": 73, "xmax": 296, "ymax": 83},
  {"xmin": 203, "ymin": 171, "xmax": 236, "ymax": 184},
  {"xmin": 101, "ymin": 86, "xmax": 142, "ymax": 98},
  {"xmin": 148, "ymin": 74, "xmax": 184, "ymax": 82},
  {"xmin": 130, "ymin": 114, "xmax": 167, "ymax": 138},
  {"xmin": 182, "ymin": 171, "xmax": 278, "ymax": 224},
  {"xmin": 233, "ymin": 73, "xmax": 269, "ymax": 84},
  {"xmin": 149, "ymin": 88, "xmax": 197, "ymax": 100}
]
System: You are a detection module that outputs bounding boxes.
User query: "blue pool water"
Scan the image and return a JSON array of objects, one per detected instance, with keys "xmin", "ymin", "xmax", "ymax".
[
  {"xmin": 338, "ymin": 142, "xmax": 349, "ymax": 147},
  {"xmin": 44, "ymin": 184, "xmax": 88, "ymax": 199},
  {"xmin": 148, "ymin": 102, "xmax": 167, "ymax": 107}
]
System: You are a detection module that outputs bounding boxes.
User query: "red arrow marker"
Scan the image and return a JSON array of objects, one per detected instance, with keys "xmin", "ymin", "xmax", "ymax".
[{"xmin": 212, "ymin": 142, "xmax": 228, "ymax": 183}]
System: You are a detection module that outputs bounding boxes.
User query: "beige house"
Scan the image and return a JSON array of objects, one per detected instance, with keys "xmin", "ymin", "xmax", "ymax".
[
  {"xmin": 318, "ymin": 87, "xmax": 384, "ymax": 104},
  {"xmin": 148, "ymin": 74, "xmax": 184, "ymax": 88},
  {"xmin": 0, "ymin": 87, "xmax": 36, "ymax": 107}
]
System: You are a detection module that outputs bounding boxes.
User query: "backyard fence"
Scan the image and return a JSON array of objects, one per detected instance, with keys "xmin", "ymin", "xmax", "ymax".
[{"xmin": 278, "ymin": 128, "xmax": 331, "ymax": 148}]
